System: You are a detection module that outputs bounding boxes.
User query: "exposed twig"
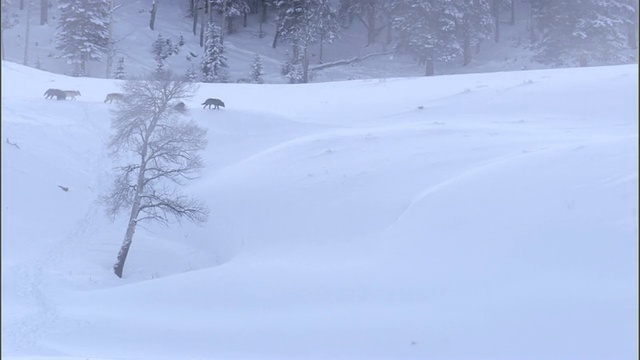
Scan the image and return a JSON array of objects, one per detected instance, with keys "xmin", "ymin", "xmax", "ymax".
[
  {"xmin": 6, "ymin": 138, "xmax": 20, "ymax": 149},
  {"xmin": 58, "ymin": 185, "xmax": 69, "ymax": 192}
]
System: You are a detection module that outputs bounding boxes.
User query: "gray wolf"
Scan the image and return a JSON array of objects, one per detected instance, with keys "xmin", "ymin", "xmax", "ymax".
[
  {"xmin": 202, "ymin": 98, "xmax": 225, "ymax": 109},
  {"xmin": 44, "ymin": 88, "xmax": 66, "ymax": 100},
  {"xmin": 174, "ymin": 101, "xmax": 186, "ymax": 112},
  {"xmin": 104, "ymin": 93, "xmax": 124, "ymax": 103},
  {"xmin": 64, "ymin": 90, "xmax": 81, "ymax": 100}
]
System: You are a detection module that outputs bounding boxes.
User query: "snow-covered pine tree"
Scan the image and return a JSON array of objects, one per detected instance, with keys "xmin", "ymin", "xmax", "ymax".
[
  {"xmin": 338, "ymin": 0, "xmax": 386, "ymax": 45},
  {"xmin": 210, "ymin": 0, "xmax": 251, "ymax": 35},
  {"xmin": 388, "ymin": 0, "xmax": 460, "ymax": 76},
  {"xmin": 317, "ymin": 0, "xmax": 340, "ymax": 63},
  {"xmin": 113, "ymin": 56, "xmax": 125, "ymax": 79},
  {"xmin": 531, "ymin": 0, "xmax": 634, "ymax": 67},
  {"xmin": 152, "ymin": 33, "xmax": 177, "ymax": 73},
  {"xmin": 249, "ymin": 53, "xmax": 264, "ymax": 83},
  {"xmin": 274, "ymin": 0, "xmax": 337, "ymax": 82},
  {"xmin": 185, "ymin": 63, "xmax": 199, "ymax": 82},
  {"xmin": 455, "ymin": 0, "xmax": 493, "ymax": 66},
  {"xmin": 56, "ymin": 0, "xmax": 110, "ymax": 76},
  {"xmin": 201, "ymin": 21, "xmax": 228, "ymax": 83}
]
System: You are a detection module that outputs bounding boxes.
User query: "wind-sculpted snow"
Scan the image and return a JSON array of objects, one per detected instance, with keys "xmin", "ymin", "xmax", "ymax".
[{"xmin": 1, "ymin": 61, "xmax": 637, "ymax": 359}]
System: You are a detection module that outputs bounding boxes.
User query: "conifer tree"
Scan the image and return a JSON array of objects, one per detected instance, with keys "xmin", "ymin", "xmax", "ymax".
[
  {"xmin": 56, "ymin": 0, "xmax": 110, "ymax": 76},
  {"xmin": 531, "ymin": 0, "xmax": 634, "ymax": 67},
  {"xmin": 249, "ymin": 53, "xmax": 264, "ymax": 83},
  {"xmin": 388, "ymin": 0, "xmax": 460, "ymax": 76},
  {"xmin": 201, "ymin": 21, "xmax": 228, "ymax": 83},
  {"xmin": 114, "ymin": 56, "xmax": 126, "ymax": 79}
]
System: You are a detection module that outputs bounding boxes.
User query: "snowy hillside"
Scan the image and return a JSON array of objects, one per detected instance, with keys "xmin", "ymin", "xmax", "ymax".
[{"xmin": 1, "ymin": 60, "xmax": 638, "ymax": 359}]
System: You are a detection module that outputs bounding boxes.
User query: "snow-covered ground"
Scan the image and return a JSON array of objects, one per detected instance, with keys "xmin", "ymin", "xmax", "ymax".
[{"xmin": 1, "ymin": 60, "xmax": 638, "ymax": 359}]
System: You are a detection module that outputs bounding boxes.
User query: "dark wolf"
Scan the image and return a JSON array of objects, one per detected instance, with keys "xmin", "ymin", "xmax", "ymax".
[
  {"xmin": 202, "ymin": 98, "xmax": 225, "ymax": 109},
  {"xmin": 44, "ymin": 88, "xmax": 66, "ymax": 100},
  {"xmin": 173, "ymin": 101, "xmax": 186, "ymax": 112},
  {"xmin": 104, "ymin": 93, "xmax": 124, "ymax": 103}
]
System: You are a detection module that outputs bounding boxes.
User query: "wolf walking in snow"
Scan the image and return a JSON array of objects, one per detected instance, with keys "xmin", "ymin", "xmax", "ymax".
[
  {"xmin": 44, "ymin": 88, "xmax": 66, "ymax": 100},
  {"xmin": 104, "ymin": 93, "xmax": 124, "ymax": 103},
  {"xmin": 202, "ymin": 98, "xmax": 225, "ymax": 109},
  {"xmin": 63, "ymin": 90, "xmax": 81, "ymax": 100}
]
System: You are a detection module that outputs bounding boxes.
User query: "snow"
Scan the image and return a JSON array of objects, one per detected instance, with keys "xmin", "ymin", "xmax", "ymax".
[{"xmin": 2, "ymin": 58, "xmax": 638, "ymax": 359}]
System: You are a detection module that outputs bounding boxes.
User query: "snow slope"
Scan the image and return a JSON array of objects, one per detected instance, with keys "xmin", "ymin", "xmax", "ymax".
[{"xmin": 1, "ymin": 61, "xmax": 638, "ymax": 359}]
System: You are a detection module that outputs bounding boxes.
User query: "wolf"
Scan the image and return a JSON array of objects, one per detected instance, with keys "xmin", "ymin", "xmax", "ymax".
[
  {"xmin": 64, "ymin": 90, "xmax": 81, "ymax": 100},
  {"xmin": 104, "ymin": 93, "xmax": 124, "ymax": 103},
  {"xmin": 173, "ymin": 101, "xmax": 186, "ymax": 112},
  {"xmin": 202, "ymin": 98, "xmax": 225, "ymax": 109},
  {"xmin": 44, "ymin": 88, "xmax": 66, "ymax": 100}
]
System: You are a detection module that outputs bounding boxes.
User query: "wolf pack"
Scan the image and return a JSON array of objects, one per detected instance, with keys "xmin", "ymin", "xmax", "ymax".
[{"xmin": 43, "ymin": 88, "xmax": 225, "ymax": 111}]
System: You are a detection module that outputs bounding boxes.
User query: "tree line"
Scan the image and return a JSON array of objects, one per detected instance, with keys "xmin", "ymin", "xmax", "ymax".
[{"xmin": 2, "ymin": 0, "xmax": 637, "ymax": 82}]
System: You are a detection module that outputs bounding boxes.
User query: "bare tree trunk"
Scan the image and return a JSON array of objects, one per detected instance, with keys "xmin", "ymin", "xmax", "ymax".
[
  {"xmin": 319, "ymin": 33, "xmax": 324, "ymax": 63},
  {"xmin": 366, "ymin": 5, "xmax": 376, "ymax": 45},
  {"xmin": 40, "ymin": 0, "xmax": 47, "ymax": 25},
  {"xmin": 510, "ymin": 0, "xmax": 515, "ymax": 25},
  {"xmin": 149, "ymin": 0, "xmax": 158, "ymax": 30},
  {"xmin": 20, "ymin": 0, "xmax": 24, "ymax": 10},
  {"xmin": 463, "ymin": 30, "xmax": 471, "ymax": 66},
  {"xmin": 199, "ymin": 1, "xmax": 206, "ymax": 47},
  {"xmin": 23, "ymin": 0, "xmax": 33, "ymax": 66},
  {"xmin": 228, "ymin": 16, "xmax": 233, "ymax": 35},
  {"xmin": 425, "ymin": 48, "xmax": 434, "ymax": 76},
  {"xmin": 292, "ymin": 41, "xmax": 299, "ymax": 63},
  {"xmin": 113, "ymin": 169, "xmax": 144, "ymax": 278},
  {"xmin": 493, "ymin": 0, "xmax": 500, "ymax": 43},
  {"xmin": 302, "ymin": 45, "xmax": 309, "ymax": 83},
  {"xmin": 220, "ymin": 0, "xmax": 226, "ymax": 44},
  {"xmin": 189, "ymin": 0, "xmax": 194, "ymax": 16},
  {"xmin": 192, "ymin": 0, "xmax": 198, "ymax": 35},
  {"xmin": 105, "ymin": 0, "xmax": 115, "ymax": 78},
  {"xmin": 243, "ymin": 10, "xmax": 247, "ymax": 27},
  {"xmin": 272, "ymin": 27, "xmax": 280, "ymax": 48}
]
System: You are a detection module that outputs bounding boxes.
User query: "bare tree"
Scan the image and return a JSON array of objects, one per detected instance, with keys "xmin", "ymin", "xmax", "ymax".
[{"xmin": 103, "ymin": 71, "xmax": 209, "ymax": 278}]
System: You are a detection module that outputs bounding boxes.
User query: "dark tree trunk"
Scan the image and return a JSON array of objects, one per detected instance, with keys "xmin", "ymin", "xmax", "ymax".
[
  {"xmin": 510, "ymin": 0, "xmax": 515, "ymax": 25},
  {"xmin": 302, "ymin": 46, "xmax": 309, "ymax": 83},
  {"xmin": 493, "ymin": 0, "xmax": 500, "ymax": 42},
  {"xmin": 113, "ymin": 220, "xmax": 136, "ymax": 278},
  {"xmin": 463, "ymin": 31, "xmax": 471, "ymax": 66},
  {"xmin": 244, "ymin": 10, "xmax": 247, "ymax": 27},
  {"xmin": 366, "ymin": 5, "xmax": 376, "ymax": 45},
  {"xmin": 189, "ymin": 0, "xmax": 194, "ymax": 16},
  {"xmin": 425, "ymin": 48, "xmax": 434, "ymax": 76},
  {"xmin": 579, "ymin": 54, "xmax": 587, "ymax": 67},
  {"xmin": 228, "ymin": 16, "xmax": 233, "ymax": 34},
  {"xmin": 149, "ymin": 0, "xmax": 158, "ymax": 30},
  {"xmin": 262, "ymin": 0, "xmax": 267, "ymax": 22},
  {"xmin": 272, "ymin": 28, "xmax": 280, "ymax": 48},
  {"xmin": 20, "ymin": 0, "xmax": 24, "ymax": 10},
  {"xmin": 192, "ymin": 0, "xmax": 198, "ymax": 35},
  {"xmin": 40, "ymin": 0, "xmax": 47, "ymax": 25},
  {"xmin": 292, "ymin": 42, "xmax": 299, "ymax": 63},
  {"xmin": 386, "ymin": 20, "xmax": 392, "ymax": 44}
]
